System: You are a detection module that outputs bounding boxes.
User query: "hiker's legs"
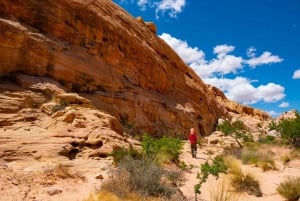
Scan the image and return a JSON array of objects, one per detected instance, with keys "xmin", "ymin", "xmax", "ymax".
[{"xmin": 191, "ymin": 144, "xmax": 197, "ymax": 158}]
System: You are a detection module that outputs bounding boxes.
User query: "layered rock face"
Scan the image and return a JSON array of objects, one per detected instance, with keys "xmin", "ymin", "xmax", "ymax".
[{"xmin": 0, "ymin": 0, "xmax": 225, "ymax": 135}]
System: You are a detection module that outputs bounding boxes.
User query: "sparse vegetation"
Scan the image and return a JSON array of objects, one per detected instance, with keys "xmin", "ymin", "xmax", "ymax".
[
  {"xmin": 269, "ymin": 111, "xmax": 300, "ymax": 147},
  {"xmin": 258, "ymin": 135, "xmax": 276, "ymax": 144},
  {"xmin": 277, "ymin": 177, "xmax": 300, "ymax": 201},
  {"xmin": 43, "ymin": 163, "xmax": 85, "ymax": 181},
  {"xmin": 217, "ymin": 120, "xmax": 253, "ymax": 148},
  {"xmin": 95, "ymin": 135, "xmax": 184, "ymax": 201},
  {"xmin": 241, "ymin": 148, "xmax": 276, "ymax": 171}
]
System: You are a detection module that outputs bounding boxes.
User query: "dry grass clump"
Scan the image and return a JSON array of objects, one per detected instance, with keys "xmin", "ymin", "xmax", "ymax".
[
  {"xmin": 235, "ymin": 145, "xmax": 276, "ymax": 171},
  {"xmin": 277, "ymin": 177, "xmax": 300, "ymax": 201},
  {"xmin": 231, "ymin": 171, "xmax": 262, "ymax": 197},
  {"xmin": 209, "ymin": 180, "xmax": 239, "ymax": 201},
  {"xmin": 85, "ymin": 190, "xmax": 163, "ymax": 201},
  {"xmin": 43, "ymin": 163, "xmax": 85, "ymax": 181},
  {"xmin": 224, "ymin": 156, "xmax": 262, "ymax": 197}
]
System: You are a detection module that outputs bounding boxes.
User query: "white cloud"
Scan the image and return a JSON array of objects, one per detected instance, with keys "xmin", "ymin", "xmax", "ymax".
[
  {"xmin": 246, "ymin": 51, "xmax": 283, "ymax": 67},
  {"xmin": 214, "ymin": 44, "xmax": 235, "ymax": 59},
  {"xmin": 204, "ymin": 77, "xmax": 285, "ymax": 104},
  {"xmin": 247, "ymin": 47, "xmax": 256, "ymax": 58},
  {"xmin": 256, "ymin": 83, "xmax": 285, "ymax": 102},
  {"xmin": 292, "ymin": 69, "xmax": 300, "ymax": 79},
  {"xmin": 279, "ymin": 102, "xmax": 289, "ymax": 108},
  {"xmin": 160, "ymin": 34, "xmax": 243, "ymax": 78},
  {"xmin": 159, "ymin": 33, "xmax": 205, "ymax": 64},
  {"xmin": 137, "ymin": 0, "xmax": 148, "ymax": 10},
  {"xmin": 155, "ymin": 0, "xmax": 186, "ymax": 18},
  {"xmin": 159, "ymin": 33, "xmax": 286, "ymax": 105},
  {"xmin": 117, "ymin": 0, "xmax": 185, "ymax": 18}
]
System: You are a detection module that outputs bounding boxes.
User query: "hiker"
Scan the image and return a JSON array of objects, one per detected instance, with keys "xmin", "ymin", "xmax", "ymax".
[{"xmin": 188, "ymin": 127, "xmax": 198, "ymax": 158}]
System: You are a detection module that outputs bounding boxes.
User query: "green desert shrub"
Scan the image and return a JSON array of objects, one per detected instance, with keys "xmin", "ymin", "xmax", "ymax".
[
  {"xmin": 141, "ymin": 134, "xmax": 183, "ymax": 164},
  {"xmin": 277, "ymin": 177, "xmax": 300, "ymax": 201},
  {"xmin": 110, "ymin": 145, "xmax": 142, "ymax": 164},
  {"xmin": 269, "ymin": 111, "xmax": 300, "ymax": 147}
]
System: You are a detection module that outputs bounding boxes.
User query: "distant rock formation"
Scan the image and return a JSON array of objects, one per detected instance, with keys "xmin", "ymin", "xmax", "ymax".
[{"xmin": 208, "ymin": 85, "xmax": 270, "ymax": 120}]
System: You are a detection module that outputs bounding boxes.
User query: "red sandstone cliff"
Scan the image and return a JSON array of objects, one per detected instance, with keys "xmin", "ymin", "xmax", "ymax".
[{"xmin": 0, "ymin": 0, "xmax": 228, "ymax": 136}]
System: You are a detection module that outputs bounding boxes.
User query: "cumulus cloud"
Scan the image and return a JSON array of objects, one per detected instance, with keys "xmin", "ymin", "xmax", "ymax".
[
  {"xmin": 204, "ymin": 77, "xmax": 285, "ymax": 104},
  {"xmin": 159, "ymin": 33, "xmax": 286, "ymax": 105},
  {"xmin": 214, "ymin": 44, "xmax": 235, "ymax": 59},
  {"xmin": 159, "ymin": 33, "xmax": 205, "ymax": 64},
  {"xmin": 292, "ymin": 69, "xmax": 300, "ymax": 79},
  {"xmin": 246, "ymin": 51, "xmax": 283, "ymax": 67},
  {"xmin": 279, "ymin": 102, "xmax": 289, "ymax": 108},
  {"xmin": 155, "ymin": 0, "xmax": 186, "ymax": 18},
  {"xmin": 118, "ymin": 0, "xmax": 186, "ymax": 18}
]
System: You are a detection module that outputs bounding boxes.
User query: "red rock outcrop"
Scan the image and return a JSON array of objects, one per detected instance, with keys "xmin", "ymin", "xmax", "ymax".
[{"xmin": 0, "ymin": 0, "xmax": 225, "ymax": 136}]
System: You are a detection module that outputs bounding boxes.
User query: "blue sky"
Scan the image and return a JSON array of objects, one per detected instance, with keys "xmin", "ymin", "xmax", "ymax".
[{"xmin": 114, "ymin": 0, "xmax": 300, "ymax": 116}]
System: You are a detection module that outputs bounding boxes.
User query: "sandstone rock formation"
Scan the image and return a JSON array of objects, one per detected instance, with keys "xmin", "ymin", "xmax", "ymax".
[
  {"xmin": 0, "ymin": 0, "xmax": 227, "ymax": 136},
  {"xmin": 208, "ymin": 85, "xmax": 270, "ymax": 120}
]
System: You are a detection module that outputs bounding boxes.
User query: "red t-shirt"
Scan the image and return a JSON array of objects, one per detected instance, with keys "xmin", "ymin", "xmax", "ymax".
[{"xmin": 189, "ymin": 133, "xmax": 197, "ymax": 144}]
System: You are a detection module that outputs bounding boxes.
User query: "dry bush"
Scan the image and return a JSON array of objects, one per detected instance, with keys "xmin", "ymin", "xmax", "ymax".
[
  {"xmin": 98, "ymin": 157, "xmax": 177, "ymax": 200},
  {"xmin": 277, "ymin": 177, "xmax": 300, "ymax": 201},
  {"xmin": 231, "ymin": 171, "xmax": 262, "ymax": 197}
]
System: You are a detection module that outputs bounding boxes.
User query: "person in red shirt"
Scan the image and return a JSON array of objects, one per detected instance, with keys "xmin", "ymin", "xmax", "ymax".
[{"xmin": 188, "ymin": 128, "xmax": 198, "ymax": 158}]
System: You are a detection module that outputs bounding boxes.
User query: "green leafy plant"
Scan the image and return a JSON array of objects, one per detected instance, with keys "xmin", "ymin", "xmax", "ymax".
[
  {"xmin": 195, "ymin": 155, "xmax": 228, "ymax": 197},
  {"xmin": 110, "ymin": 145, "xmax": 142, "ymax": 164},
  {"xmin": 141, "ymin": 134, "xmax": 183, "ymax": 164},
  {"xmin": 277, "ymin": 177, "xmax": 300, "ymax": 201},
  {"xmin": 217, "ymin": 120, "xmax": 253, "ymax": 148}
]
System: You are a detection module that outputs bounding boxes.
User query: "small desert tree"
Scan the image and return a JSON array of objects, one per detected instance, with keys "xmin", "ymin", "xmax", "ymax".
[
  {"xmin": 269, "ymin": 111, "xmax": 300, "ymax": 147},
  {"xmin": 217, "ymin": 120, "xmax": 253, "ymax": 148}
]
